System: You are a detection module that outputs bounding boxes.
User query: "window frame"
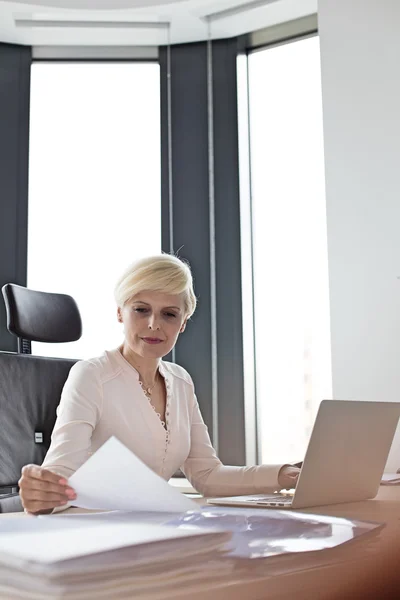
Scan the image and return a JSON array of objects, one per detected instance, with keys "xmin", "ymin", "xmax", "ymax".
[
  {"xmin": 240, "ymin": 18, "xmax": 328, "ymax": 465},
  {"xmin": 27, "ymin": 58, "xmax": 162, "ymax": 359}
]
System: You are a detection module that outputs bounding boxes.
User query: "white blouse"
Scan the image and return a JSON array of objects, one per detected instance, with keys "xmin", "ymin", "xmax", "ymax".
[{"xmin": 42, "ymin": 348, "xmax": 282, "ymax": 497}]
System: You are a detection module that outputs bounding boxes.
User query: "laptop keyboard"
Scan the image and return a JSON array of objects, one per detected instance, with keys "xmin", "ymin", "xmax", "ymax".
[{"xmin": 247, "ymin": 494, "xmax": 293, "ymax": 506}]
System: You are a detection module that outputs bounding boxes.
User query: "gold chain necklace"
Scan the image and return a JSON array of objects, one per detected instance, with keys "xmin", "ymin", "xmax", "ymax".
[{"xmin": 139, "ymin": 372, "xmax": 159, "ymax": 399}]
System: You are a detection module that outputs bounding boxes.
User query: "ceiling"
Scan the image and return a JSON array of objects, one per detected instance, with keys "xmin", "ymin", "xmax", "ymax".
[{"xmin": 0, "ymin": 0, "xmax": 317, "ymax": 47}]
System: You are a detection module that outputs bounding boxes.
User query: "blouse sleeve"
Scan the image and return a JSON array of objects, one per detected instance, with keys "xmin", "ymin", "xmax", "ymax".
[
  {"xmin": 42, "ymin": 360, "xmax": 102, "ymax": 480},
  {"xmin": 181, "ymin": 393, "xmax": 283, "ymax": 497}
]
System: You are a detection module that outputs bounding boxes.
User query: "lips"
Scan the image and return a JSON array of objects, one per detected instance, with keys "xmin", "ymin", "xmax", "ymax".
[{"xmin": 142, "ymin": 337, "xmax": 163, "ymax": 344}]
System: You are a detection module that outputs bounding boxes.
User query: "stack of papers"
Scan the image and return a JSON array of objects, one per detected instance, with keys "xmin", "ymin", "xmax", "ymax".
[{"xmin": 0, "ymin": 519, "xmax": 232, "ymax": 599}]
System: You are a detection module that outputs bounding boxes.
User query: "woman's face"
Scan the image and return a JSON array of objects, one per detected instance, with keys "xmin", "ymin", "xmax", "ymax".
[{"xmin": 118, "ymin": 290, "xmax": 187, "ymax": 359}]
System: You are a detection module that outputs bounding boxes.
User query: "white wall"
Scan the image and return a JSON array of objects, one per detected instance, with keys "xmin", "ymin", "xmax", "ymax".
[{"xmin": 318, "ymin": 0, "xmax": 400, "ymax": 471}]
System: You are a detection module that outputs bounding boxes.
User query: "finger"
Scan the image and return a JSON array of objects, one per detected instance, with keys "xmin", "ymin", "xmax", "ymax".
[
  {"xmin": 20, "ymin": 488, "xmax": 76, "ymax": 502},
  {"xmin": 18, "ymin": 480, "xmax": 74, "ymax": 501},
  {"xmin": 20, "ymin": 479, "xmax": 75, "ymax": 496},
  {"xmin": 21, "ymin": 465, "xmax": 68, "ymax": 486},
  {"xmin": 21, "ymin": 490, "xmax": 73, "ymax": 503},
  {"xmin": 286, "ymin": 469, "xmax": 300, "ymax": 477}
]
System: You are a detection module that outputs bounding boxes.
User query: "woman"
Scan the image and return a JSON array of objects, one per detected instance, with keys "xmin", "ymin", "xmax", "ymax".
[{"xmin": 19, "ymin": 254, "xmax": 299, "ymax": 514}]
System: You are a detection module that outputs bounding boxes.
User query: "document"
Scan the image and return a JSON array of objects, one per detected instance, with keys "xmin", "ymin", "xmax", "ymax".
[
  {"xmin": 68, "ymin": 436, "xmax": 200, "ymax": 513},
  {"xmin": 380, "ymin": 473, "xmax": 400, "ymax": 485}
]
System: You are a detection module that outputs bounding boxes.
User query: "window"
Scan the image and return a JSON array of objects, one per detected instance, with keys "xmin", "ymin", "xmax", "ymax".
[
  {"xmin": 28, "ymin": 62, "xmax": 161, "ymax": 359},
  {"xmin": 240, "ymin": 36, "xmax": 332, "ymax": 464}
]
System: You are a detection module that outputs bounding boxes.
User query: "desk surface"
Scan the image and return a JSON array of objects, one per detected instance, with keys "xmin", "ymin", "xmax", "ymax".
[
  {"xmin": 2, "ymin": 487, "xmax": 400, "ymax": 599},
  {"xmin": 227, "ymin": 486, "xmax": 400, "ymax": 600}
]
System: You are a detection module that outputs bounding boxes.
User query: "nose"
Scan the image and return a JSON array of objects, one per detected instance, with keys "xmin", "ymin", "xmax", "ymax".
[{"xmin": 148, "ymin": 314, "xmax": 161, "ymax": 331}]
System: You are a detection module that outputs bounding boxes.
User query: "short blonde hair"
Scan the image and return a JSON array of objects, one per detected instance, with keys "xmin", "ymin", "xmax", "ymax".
[{"xmin": 114, "ymin": 254, "xmax": 197, "ymax": 317}]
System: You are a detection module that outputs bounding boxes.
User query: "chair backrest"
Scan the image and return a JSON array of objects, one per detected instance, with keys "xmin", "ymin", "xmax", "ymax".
[
  {"xmin": 0, "ymin": 352, "xmax": 78, "ymax": 491},
  {"xmin": 2, "ymin": 284, "xmax": 82, "ymax": 353}
]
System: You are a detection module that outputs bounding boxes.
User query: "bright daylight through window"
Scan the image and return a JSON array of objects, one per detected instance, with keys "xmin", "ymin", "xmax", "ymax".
[
  {"xmin": 28, "ymin": 63, "xmax": 161, "ymax": 358},
  {"xmin": 243, "ymin": 36, "xmax": 332, "ymax": 465}
]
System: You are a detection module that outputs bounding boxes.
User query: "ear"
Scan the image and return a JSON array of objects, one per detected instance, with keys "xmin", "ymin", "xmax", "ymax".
[
  {"xmin": 180, "ymin": 318, "xmax": 188, "ymax": 333},
  {"xmin": 117, "ymin": 307, "xmax": 123, "ymax": 323}
]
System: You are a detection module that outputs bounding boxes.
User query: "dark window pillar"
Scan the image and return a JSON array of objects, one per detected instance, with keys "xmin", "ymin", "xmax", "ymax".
[{"xmin": 160, "ymin": 39, "xmax": 246, "ymax": 465}]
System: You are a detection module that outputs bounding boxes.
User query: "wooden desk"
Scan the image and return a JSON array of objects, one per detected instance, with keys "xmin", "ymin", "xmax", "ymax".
[
  {"xmin": 195, "ymin": 486, "xmax": 400, "ymax": 600},
  {"xmin": 1, "ymin": 487, "xmax": 399, "ymax": 599}
]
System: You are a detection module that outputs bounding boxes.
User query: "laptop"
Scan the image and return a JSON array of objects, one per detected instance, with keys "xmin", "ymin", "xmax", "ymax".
[{"xmin": 207, "ymin": 400, "xmax": 400, "ymax": 510}]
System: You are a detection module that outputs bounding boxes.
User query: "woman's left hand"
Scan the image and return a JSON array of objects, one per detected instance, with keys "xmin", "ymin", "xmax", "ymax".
[{"xmin": 278, "ymin": 465, "xmax": 301, "ymax": 490}]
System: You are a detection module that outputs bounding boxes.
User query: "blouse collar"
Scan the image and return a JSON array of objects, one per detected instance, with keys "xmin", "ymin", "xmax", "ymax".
[{"xmin": 113, "ymin": 347, "xmax": 169, "ymax": 382}]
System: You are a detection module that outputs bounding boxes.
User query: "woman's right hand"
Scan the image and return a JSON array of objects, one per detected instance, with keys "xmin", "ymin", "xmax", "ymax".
[{"xmin": 19, "ymin": 465, "xmax": 76, "ymax": 515}]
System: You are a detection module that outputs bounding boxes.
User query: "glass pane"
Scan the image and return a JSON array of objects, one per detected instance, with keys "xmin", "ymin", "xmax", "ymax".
[
  {"xmin": 247, "ymin": 37, "xmax": 332, "ymax": 464},
  {"xmin": 28, "ymin": 63, "xmax": 161, "ymax": 359}
]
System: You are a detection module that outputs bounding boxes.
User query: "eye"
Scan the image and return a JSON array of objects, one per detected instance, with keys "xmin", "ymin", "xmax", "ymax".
[
  {"xmin": 134, "ymin": 307, "xmax": 148, "ymax": 313},
  {"xmin": 164, "ymin": 312, "xmax": 177, "ymax": 318}
]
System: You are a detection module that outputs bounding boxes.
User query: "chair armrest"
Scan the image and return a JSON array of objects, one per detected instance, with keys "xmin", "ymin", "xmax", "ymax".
[{"xmin": 0, "ymin": 493, "xmax": 23, "ymax": 513}]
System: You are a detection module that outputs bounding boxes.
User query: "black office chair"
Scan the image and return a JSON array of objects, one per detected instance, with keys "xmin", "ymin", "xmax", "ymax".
[{"xmin": 0, "ymin": 284, "xmax": 82, "ymax": 512}]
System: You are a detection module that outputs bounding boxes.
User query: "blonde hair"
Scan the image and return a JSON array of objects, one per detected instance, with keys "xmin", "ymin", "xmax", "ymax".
[{"xmin": 114, "ymin": 254, "xmax": 197, "ymax": 317}]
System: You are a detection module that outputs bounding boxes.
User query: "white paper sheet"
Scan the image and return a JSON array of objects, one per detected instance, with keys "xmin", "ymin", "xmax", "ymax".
[
  {"xmin": 381, "ymin": 473, "xmax": 400, "ymax": 485},
  {"xmin": 68, "ymin": 436, "xmax": 199, "ymax": 513}
]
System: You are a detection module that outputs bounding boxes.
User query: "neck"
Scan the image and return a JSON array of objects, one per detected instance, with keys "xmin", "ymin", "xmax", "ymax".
[{"xmin": 119, "ymin": 343, "xmax": 160, "ymax": 385}]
